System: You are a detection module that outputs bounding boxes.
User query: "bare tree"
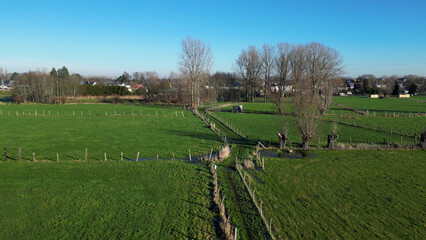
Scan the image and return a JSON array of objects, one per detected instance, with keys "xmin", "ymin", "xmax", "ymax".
[
  {"xmin": 179, "ymin": 36, "xmax": 213, "ymax": 109},
  {"xmin": 289, "ymin": 44, "xmax": 316, "ymax": 150},
  {"xmin": 261, "ymin": 44, "xmax": 274, "ymax": 103},
  {"xmin": 305, "ymin": 42, "xmax": 343, "ymax": 92},
  {"xmin": 304, "ymin": 42, "xmax": 343, "ymax": 114},
  {"xmin": 327, "ymin": 122, "xmax": 339, "ymax": 149},
  {"xmin": 276, "ymin": 124, "xmax": 288, "ymax": 150},
  {"xmin": 317, "ymin": 80, "xmax": 334, "ymax": 115},
  {"xmin": 293, "ymin": 79, "xmax": 319, "ymax": 150},
  {"xmin": 235, "ymin": 46, "xmax": 263, "ymax": 102},
  {"xmin": 275, "ymin": 42, "xmax": 292, "ymax": 103}
]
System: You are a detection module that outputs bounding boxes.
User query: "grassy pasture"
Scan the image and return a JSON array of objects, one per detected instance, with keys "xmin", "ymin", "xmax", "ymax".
[
  {"xmin": 0, "ymin": 160, "xmax": 217, "ymax": 239},
  {"xmin": 246, "ymin": 150, "xmax": 426, "ymax": 239},
  {"xmin": 326, "ymin": 115, "xmax": 426, "ymax": 137},
  {"xmin": 213, "ymin": 98, "xmax": 295, "ymax": 114},
  {"xmin": 333, "ymin": 97, "xmax": 426, "ymax": 114},
  {"xmin": 212, "ymin": 112, "xmax": 414, "ymax": 146},
  {"xmin": 0, "ymin": 104, "xmax": 222, "ymax": 160}
]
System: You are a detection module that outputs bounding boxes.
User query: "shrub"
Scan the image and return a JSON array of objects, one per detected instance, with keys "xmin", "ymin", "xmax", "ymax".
[{"xmin": 60, "ymin": 96, "xmax": 67, "ymax": 104}]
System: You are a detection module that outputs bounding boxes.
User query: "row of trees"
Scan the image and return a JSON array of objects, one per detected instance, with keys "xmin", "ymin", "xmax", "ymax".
[
  {"xmin": 12, "ymin": 67, "xmax": 83, "ymax": 103},
  {"xmin": 235, "ymin": 42, "xmax": 343, "ymax": 106}
]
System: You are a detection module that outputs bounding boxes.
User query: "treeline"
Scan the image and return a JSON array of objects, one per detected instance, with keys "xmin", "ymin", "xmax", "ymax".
[
  {"xmin": 12, "ymin": 67, "xmax": 83, "ymax": 103},
  {"xmin": 352, "ymin": 74, "xmax": 425, "ymax": 95},
  {"xmin": 3, "ymin": 37, "xmax": 425, "ymax": 105}
]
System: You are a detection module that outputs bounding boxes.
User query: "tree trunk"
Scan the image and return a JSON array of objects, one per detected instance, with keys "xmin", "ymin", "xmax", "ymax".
[
  {"xmin": 421, "ymin": 131, "xmax": 426, "ymax": 149},
  {"xmin": 302, "ymin": 137, "xmax": 309, "ymax": 150},
  {"xmin": 277, "ymin": 131, "xmax": 288, "ymax": 150},
  {"xmin": 263, "ymin": 85, "xmax": 267, "ymax": 103},
  {"xmin": 327, "ymin": 134, "xmax": 339, "ymax": 149}
]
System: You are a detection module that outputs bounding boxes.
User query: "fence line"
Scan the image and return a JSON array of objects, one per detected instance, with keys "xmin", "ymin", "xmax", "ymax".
[
  {"xmin": 0, "ymin": 110, "xmax": 189, "ymax": 118},
  {"xmin": 235, "ymin": 158, "xmax": 278, "ymax": 240}
]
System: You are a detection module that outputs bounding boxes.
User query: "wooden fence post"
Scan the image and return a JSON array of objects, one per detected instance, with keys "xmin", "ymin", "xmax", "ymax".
[
  {"xmin": 121, "ymin": 152, "xmax": 123, "ymax": 161},
  {"xmin": 18, "ymin": 148, "xmax": 22, "ymax": 161},
  {"xmin": 56, "ymin": 153, "xmax": 59, "ymax": 162},
  {"xmin": 136, "ymin": 152, "xmax": 140, "ymax": 161},
  {"xmin": 3, "ymin": 148, "xmax": 7, "ymax": 161},
  {"xmin": 172, "ymin": 153, "xmax": 175, "ymax": 160},
  {"xmin": 33, "ymin": 152, "xmax": 36, "ymax": 162},
  {"xmin": 104, "ymin": 153, "xmax": 107, "ymax": 161},
  {"xmin": 188, "ymin": 149, "xmax": 191, "ymax": 161},
  {"xmin": 234, "ymin": 227, "xmax": 237, "ymax": 240}
]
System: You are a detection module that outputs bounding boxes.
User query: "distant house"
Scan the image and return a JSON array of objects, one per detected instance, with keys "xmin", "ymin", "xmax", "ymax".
[
  {"xmin": 0, "ymin": 81, "xmax": 9, "ymax": 90},
  {"xmin": 120, "ymin": 83, "xmax": 132, "ymax": 92},
  {"xmin": 369, "ymin": 94, "xmax": 379, "ymax": 98},
  {"xmin": 399, "ymin": 94, "xmax": 410, "ymax": 98},
  {"xmin": 133, "ymin": 84, "xmax": 144, "ymax": 90}
]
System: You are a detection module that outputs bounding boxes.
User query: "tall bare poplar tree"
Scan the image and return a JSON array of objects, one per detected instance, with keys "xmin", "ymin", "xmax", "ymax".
[
  {"xmin": 275, "ymin": 42, "xmax": 291, "ymax": 103},
  {"xmin": 304, "ymin": 42, "xmax": 343, "ymax": 114},
  {"xmin": 179, "ymin": 36, "xmax": 213, "ymax": 109},
  {"xmin": 235, "ymin": 46, "xmax": 263, "ymax": 102},
  {"xmin": 261, "ymin": 44, "xmax": 274, "ymax": 103}
]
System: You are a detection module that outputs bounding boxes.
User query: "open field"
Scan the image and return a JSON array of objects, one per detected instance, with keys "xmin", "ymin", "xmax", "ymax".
[
  {"xmin": 1, "ymin": 98, "xmax": 424, "ymax": 239},
  {"xmin": 0, "ymin": 104, "xmax": 222, "ymax": 160},
  {"xmin": 211, "ymin": 112, "xmax": 415, "ymax": 146},
  {"xmin": 244, "ymin": 150, "xmax": 426, "ymax": 239},
  {"xmin": 0, "ymin": 160, "xmax": 217, "ymax": 239},
  {"xmin": 326, "ymin": 115, "xmax": 426, "ymax": 137},
  {"xmin": 333, "ymin": 97, "xmax": 426, "ymax": 114}
]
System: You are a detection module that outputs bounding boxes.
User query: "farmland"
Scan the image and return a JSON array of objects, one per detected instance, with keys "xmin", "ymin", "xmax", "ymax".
[
  {"xmin": 0, "ymin": 104, "xmax": 222, "ymax": 160},
  {"xmin": 0, "ymin": 96, "xmax": 425, "ymax": 239},
  {"xmin": 333, "ymin": 96, "xmax": 426, "ymax": 114},
  {"xmin": 0, "ymin": 160, "xmax": 217, "ymax": 239},
  {"xmin": 211, "ymin": 112, "xmax": 415, "ymax": 146},
  {"xmin": 243, "ymin": 150, "xmax": 426, "ymax": 239}
]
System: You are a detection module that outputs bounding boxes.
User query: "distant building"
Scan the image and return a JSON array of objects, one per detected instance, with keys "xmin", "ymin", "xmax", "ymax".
[{"xmin": 399, "ymin": 94, "xmax": 410, "ymax": 98}]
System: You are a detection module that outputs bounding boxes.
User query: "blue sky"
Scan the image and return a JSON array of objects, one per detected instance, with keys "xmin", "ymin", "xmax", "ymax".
[{"xmin": 0, "ymin": 0, "xmax": 425, "ymax": 77}]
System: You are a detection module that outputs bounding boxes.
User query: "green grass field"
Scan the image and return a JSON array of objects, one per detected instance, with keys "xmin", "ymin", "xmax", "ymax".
[
  {"xmin": 0, "ymin": 160, "xmax": 217, "ymax": 239},
  {"xmin": 333, "ymin": 97, "xmax": 426, "ymax": 114},
  {"xmin": 245, "ymin": 150, "xmax": 426, "ymax": 239},
  {"xmin": 0, "ymin": 104, "xmax": 222, "ymax": 160},
  {"xmin": 212, "ymin": 112, "xmax": 414, "ymax": 146},
  {"xmin": 326, "ymin": 115, "xmax": 426, "ymax": 137}
]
